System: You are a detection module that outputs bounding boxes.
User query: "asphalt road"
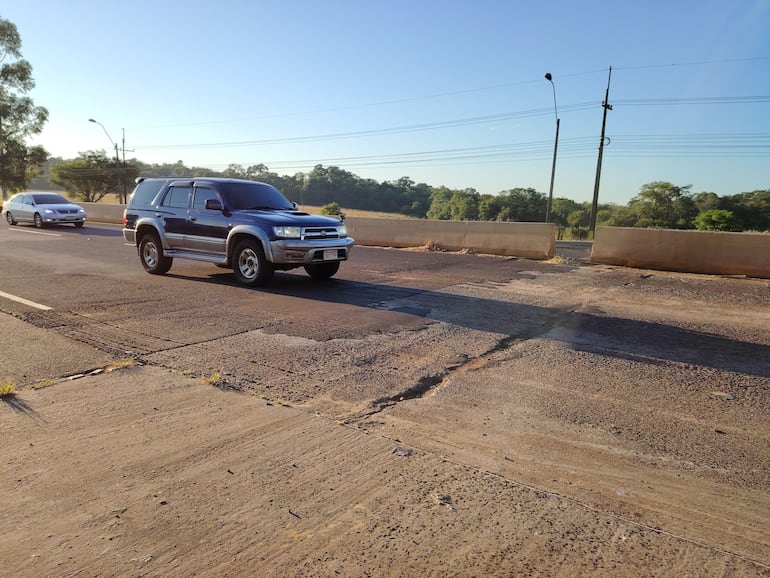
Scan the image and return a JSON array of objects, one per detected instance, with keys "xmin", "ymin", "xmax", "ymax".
[
  {"xmin": 0, "ymin": 222, "xmax": 566, "ymax": 373},
  {"xmin": 1, "ymin": 220, "xmax": 769, "ymax": 575}
]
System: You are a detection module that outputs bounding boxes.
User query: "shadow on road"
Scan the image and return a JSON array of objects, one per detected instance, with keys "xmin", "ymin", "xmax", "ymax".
[{"xmin": 235, "ymin": 272, "xmax": 769, "ymax": 380}]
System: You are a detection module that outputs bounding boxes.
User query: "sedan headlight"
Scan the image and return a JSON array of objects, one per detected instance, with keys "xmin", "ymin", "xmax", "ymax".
[{"xmin": 273, "ymin": 226, "xmax": 301, "ymax": 239}]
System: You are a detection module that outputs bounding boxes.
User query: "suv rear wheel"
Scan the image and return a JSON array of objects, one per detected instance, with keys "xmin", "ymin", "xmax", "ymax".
[
  {"xmin": 233, "ymin": 238, "xmax": 274, "ymax": 286},
  {"xmin": 139, "ymin": 232, "xmax": 173, "ymax": 274}
]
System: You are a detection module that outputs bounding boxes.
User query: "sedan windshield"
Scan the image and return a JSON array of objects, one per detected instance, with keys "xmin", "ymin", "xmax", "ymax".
[
  {"xmin": 219, "ymin": 182, "xmax": 293, "ymax": 211},
  {"xmin": 32, "ymin": 193, "xmax": 71, "ymax": 204}
]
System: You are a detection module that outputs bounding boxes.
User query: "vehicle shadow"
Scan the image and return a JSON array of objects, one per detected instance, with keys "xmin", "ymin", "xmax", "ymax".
[
  {"xmin": 66, "ymin": 226, "xmax": 123, "ymax": 238},
  {"xmin": 186, "ymin": 269, "xmax": 770, "ymax": 380}
]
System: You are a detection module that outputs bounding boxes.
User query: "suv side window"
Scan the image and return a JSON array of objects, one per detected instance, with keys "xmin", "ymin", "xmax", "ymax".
[
  {"xmin": 131, "ymin": 179, "xmax": 167, "ymax": 206},
  {"xmin": 162, "ymin": 186, "xmax": 192, "ymax": 209},
  {"xmin": 192, "ymin": 187, "xmax": 220, "ymax": 210}
]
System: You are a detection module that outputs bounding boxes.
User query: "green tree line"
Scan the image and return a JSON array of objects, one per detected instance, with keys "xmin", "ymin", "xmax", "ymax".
[{"xmin": 30, "ymin": 154, "xmax": 770, "ymax": 235}]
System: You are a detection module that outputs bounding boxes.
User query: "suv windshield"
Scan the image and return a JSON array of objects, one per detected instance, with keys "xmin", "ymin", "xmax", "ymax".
[{"xmin": 219, "ymin": 181, "xmax": 293, "ymax": 211}]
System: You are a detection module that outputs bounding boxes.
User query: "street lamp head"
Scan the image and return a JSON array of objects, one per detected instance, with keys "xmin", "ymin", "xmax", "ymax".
[
  {"xmin": 545, "ymin": 72, "xmax": 552, "ymax": 82},
  {"xmin": 88, "ymin": 118, "xmax": 97, "ymax": 123}
]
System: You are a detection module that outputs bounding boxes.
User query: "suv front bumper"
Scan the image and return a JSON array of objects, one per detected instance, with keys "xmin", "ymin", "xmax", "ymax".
[{"xmin": 269, "ymin": 237, "xmax": 354, "ymax": 265}]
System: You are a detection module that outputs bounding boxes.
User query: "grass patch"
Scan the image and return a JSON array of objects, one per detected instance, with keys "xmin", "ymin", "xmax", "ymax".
[
  {"xmin": 203, "ymin": 372, "xmax": 224, "ymax": 386},
  {"xmin": 0, "ymin": 380, "xmax": 16, "ymax": 397},
  {"xmin": 32, "ymin": 379, "xmax": 56, "ymax": 390},
  {"xmin": 106, "ymin": 358, "xmax": 136, "ymax": 371}
]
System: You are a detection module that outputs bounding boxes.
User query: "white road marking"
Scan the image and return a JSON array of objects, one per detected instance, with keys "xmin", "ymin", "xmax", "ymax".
[
  {"xmin": 0, "ymin": 290, "xmax": 52, "ymax": 310},
  {"xmin": 6, "ymin": 228, "xmax": 61, "ymax": 236}
]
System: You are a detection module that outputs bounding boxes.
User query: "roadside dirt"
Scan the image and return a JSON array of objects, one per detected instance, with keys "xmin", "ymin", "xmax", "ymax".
[{"xmin": 2, "ymin": 261, "xmax": 769, "ymax": 576}]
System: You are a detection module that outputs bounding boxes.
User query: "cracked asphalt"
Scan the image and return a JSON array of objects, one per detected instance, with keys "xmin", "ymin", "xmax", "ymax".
[{"xmin": 1, "ymin": 224, "xmax": 769, "ymax": 576}]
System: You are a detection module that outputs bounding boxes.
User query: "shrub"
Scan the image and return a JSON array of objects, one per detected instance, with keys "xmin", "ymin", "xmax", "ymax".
[{"xmin": 320, "ymin": 202, "xmax": 342, "ymax": 216}]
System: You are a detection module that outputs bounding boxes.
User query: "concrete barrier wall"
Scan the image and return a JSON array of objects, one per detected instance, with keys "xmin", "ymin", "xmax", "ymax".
[
  {"xmin": 82, "ymin": 202, "xmax": 124, "ymax": 224},
  {"xmin": 591, "ymin": 226, "xmax": 770, "ymax": 278},
  {"xmin": 345, "ymin": 217, "xmax": 557, "ymax": 259},
  {"xmin": 82, "ymin": 204, "xmax": 557, "ymax": 259}
]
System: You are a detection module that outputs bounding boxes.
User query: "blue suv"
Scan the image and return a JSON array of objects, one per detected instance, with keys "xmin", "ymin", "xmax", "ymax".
[{"xmin": 122, "ymin": 177, "xmax": 354, "ymax": 286}]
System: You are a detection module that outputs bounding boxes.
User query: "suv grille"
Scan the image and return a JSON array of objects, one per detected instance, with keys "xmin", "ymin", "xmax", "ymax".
[{"xmin": 302, "ymin": 227, "xmax": 340, "ymax": 240}]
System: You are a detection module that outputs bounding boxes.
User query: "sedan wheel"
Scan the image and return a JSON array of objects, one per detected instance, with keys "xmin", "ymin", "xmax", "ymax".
[
  {"xmin": 33, "ymin": 213, "xmax": 44, "ymax": 228},
  {"xmin": 5, "ymin": 212, "xmax": 16, "ymax": 225}
]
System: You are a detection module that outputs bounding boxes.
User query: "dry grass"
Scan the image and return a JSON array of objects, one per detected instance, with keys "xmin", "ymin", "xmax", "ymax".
[
  {"xmin": 0, "ymin": 380, "xmax": 15, "ymax": 397},
  {"xmin": 299, "ymin": 205, "xmax": 414, "ymax": 219}
]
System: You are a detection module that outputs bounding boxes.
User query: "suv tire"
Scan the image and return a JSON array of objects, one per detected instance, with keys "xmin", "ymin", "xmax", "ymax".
[
  {"xmin": 139, "ymin": 232, "xmax": 173, "ymax": 275},
  {"xmin": 233, "ymin": 238, "xmax": 274, "ymax": 286},
  {"xmin": 304, "ymin": 262, "xmax": 340, "ymax": 280}
]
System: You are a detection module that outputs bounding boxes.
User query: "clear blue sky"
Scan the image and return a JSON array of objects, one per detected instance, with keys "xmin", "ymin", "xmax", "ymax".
[{"xmin": 3, "ymin": 0, "xmax": 769, "ymax": 204}]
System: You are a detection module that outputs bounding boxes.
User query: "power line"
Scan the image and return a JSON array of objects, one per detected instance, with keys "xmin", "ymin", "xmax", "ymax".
[
  {"xmin": 133, "ymin": 96, "xmax": 769, "ymax": 153},
  {"xmin": 168, "ymin": 132, "xmax": 769, "ymax": 173}
]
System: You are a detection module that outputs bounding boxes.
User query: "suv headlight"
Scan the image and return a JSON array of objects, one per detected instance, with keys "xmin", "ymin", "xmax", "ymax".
[
  {"xmin": 273, "ymin": 226, "xmax": 301, "ymax": 239},
  {"xmin": 337, "ymin": 225, "xmax": 347, "ymax": 237}
]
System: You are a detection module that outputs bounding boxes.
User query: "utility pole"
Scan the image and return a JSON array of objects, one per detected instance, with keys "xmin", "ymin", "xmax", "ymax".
[
  {"xmin": 589, "ymin": 66, "xmax": 613, "ymax": 235},
  {"xmin": 121, "ymin": 128, "xmax": 127, "ymax": 203}
]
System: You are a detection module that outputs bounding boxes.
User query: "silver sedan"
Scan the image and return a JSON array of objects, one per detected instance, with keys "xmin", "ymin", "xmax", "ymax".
[{"xmin": 3, "ymin": 192, "xmax": 87, "ymax": 228}]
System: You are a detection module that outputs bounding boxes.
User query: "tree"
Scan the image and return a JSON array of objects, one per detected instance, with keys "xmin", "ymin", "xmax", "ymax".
[
  {"xmin": 692, "ymin": 191, "xmax": 721, "ymax": 213},
  {"xmin": 50, "ymin": 151, "xmax": 139, "ymax": 202},
  {"xmin": 426, "ymin": 186, "xmax": 454, "ymax": 220},
  {"xmin": 448, "ymin": 188, "xmax": 480, "ymax": 220},
  {"xmin": 0, "ymin": 18, "xmax": 49, "ymax": 199},
  {"xmin": 694, "ymin": 209, "xmax": 740, "ymax": 232},
  {"xmin": 497, "ymin": 187, "xmax": 547, "ymax": 221},
  {"xmin": 628, "ymin": 181, "xmax": 697, "ymax": 229},
  {"xmin": 549, "ymin": 197, "xmax": 581, "ymax": 227},
  {"xmin": 721, "ymin": 189, "xmax": 770, "ymax": 231}
]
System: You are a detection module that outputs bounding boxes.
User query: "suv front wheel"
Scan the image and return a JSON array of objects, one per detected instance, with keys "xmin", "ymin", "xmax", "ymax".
[
  {"xmin": 139, "ymin": 232, "xmax": 173, "ymax": 275},
  {"xmin": 233, "ymin": 238, "xmax": 274, "ymax": 286}
]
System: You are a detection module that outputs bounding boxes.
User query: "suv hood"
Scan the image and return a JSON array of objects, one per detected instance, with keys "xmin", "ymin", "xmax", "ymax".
[{"xmin": 235, "ymin": 210, "xmax": 343, "ymax": 227}]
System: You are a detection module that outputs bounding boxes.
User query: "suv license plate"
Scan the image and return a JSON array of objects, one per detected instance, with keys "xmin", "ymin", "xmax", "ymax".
[{"xmin": 323, "ymin": 250, "xmax": 338, "ymax": 261}]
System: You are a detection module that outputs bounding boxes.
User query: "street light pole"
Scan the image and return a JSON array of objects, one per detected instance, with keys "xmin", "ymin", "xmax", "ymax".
[
  {"xmin": 544, "ymin": 73, "xmax": 559, "ymax": 224},
  {"xmin": 89, "ymin": 118, "xmax": 125, "ymax": 203}
]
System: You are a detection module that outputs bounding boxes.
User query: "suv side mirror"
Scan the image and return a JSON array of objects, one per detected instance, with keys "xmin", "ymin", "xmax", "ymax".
[{"xmin": 205, "ymin": 199, "xmax": 223, "ymax": 211}]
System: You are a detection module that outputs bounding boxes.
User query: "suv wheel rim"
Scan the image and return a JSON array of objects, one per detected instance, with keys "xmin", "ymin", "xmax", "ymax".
[
  {"xmin": 238, "ymin": 248, "xmax": 259, "ymax": 279},
  {"xmin": 143, "ymin": 242, "xmax": 158, "ymax": 267}
]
